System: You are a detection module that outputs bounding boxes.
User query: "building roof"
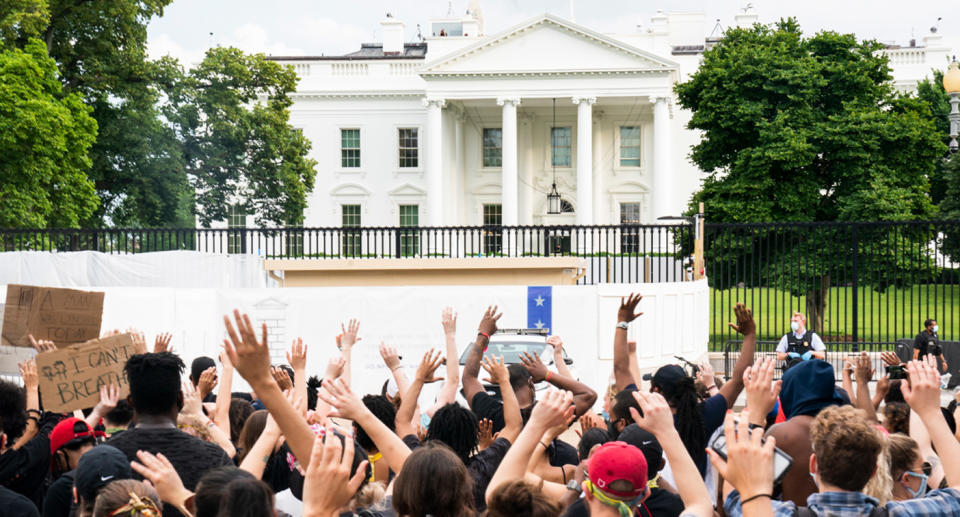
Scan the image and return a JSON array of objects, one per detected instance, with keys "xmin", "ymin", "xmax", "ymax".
[{"xmin": 269, "ymin": 42, "xmax": 427, "ymax": 61}]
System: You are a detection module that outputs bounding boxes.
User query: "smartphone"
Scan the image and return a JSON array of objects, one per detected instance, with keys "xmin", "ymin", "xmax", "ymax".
[
  {"xmin": 886, "ymin": 365, "xmax": 907, "ymax": 380},
  {"xmin": 710, "ymin": 427, "xmax": 793, "ymax": 484}
]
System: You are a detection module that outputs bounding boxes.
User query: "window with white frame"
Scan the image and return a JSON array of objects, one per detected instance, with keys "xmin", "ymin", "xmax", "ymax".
[
  {"xmin": 341, "ymin": 129, "xmax": 360, "ymax": 168},
  {"xmin": 482, "ymin": 128, "xmax": 502, "ymax": 168},
  {"xmin": 398, "ymin": 128, "xmax": 419, "ymax": 168},
  {"xmin": 227, "ymin": 205, "xmax": 246, "ymax": 254},
  {"xmin": 619, "ymin": 126, "xmax": 641, "ymax": 167},
  {"xmin": 398, "ymin": 205, "xmax": 419, "ymax": 256},
  {"xmin": 551, "ymin": 127, "xmax": 572, "ymax": 167},
  {"xmin": 482, "ymin": 203, "xmax": 502, "ymax": 254},
  {"xmin": 620, "ymin": 202, "xmax": 641, "ymax": 253},
  {"xmin": 341, "ymin": 204, "xmax": 361, "ymax": 256}
]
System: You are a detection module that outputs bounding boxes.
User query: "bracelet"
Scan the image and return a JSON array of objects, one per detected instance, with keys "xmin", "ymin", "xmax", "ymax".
[
  {"xmin": 741, "ymin": 494, "xmax": 772, "ymax": 504},
  {"xmin": 478, "ymin": 331, "xmax": 490, "ymax": 339},
  {"xmin": 390, "ymin": 365, "xmax": 402, "ymax": 372},
  {"xmin": 545, "ymin": 371, "xmax": 553, "ymax": 382},
  {"xmin": 26, "ymin": 409, "xmax": 42, "ymax": 416},
  {"xmin": 538, "ymin": 441, "xmax": 550, "ymax": 450},
  {"xmin": 25, "ymin": 416, "xmax": 38, "ymax": 425},
  {"xmin": 705, "ymin": 384, "xmax": 716, "ymax": 390}
]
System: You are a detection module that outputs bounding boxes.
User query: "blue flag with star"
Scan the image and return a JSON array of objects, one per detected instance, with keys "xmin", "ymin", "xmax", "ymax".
[{"xmin": 527, "ymin": 286, "xmax": 552, "ymax": 333}]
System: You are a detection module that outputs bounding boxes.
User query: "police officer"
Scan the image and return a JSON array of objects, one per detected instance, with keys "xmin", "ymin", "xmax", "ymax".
[
  {"xmin": 913, "ymin": 318, "xmax": 946, "ymax": 373},
  {"xmin": 776, "ymin": 312, "xmax": 826, "ymax": 368}
]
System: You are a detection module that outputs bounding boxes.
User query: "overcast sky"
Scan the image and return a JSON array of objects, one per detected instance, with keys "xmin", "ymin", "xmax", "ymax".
[{"xmin": 147, "ymin": 0, "xmax": 958, "ymax": 65}]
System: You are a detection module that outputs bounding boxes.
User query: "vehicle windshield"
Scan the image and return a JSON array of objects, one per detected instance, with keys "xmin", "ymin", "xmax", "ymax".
[{"xmin": 458, "ymin": 341, "xmax": 547, "ymax": 365}]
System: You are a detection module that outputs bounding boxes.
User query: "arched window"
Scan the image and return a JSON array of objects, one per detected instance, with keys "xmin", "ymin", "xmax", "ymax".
[{"xmin": 560, "ymin": 199, "xmax": 575, "ymax": 213}]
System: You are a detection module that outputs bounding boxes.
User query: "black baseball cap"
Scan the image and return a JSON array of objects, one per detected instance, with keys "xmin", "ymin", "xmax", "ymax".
[
  {"xmin": 618, "ymin": 423, "xmax": 663, "ymax": 472},
  {"xmin": 75, "ymin": 445, "xmax": 133, "ymax": 501},
  {"xmin": 642, "ymin": 364, "xmax": 686, "ymax": 390}
]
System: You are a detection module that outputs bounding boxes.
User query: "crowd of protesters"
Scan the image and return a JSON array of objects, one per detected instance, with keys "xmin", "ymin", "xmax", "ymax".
[{"xmin": 1, "ymin": 293, "xmax": 959, "ymax": 517}]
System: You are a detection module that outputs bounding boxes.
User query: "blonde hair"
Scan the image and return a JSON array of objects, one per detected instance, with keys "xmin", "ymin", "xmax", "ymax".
[
  {"xmin": 862, "ymin": 438, "xmax": 892, "ymax": 505},
  {"xmin": 792, "ymin": 312, "xmax": 807, "ymax": 322},
  {"xmin": 92, "ymin": 480, "xmax": 162, "ymax": 517}
]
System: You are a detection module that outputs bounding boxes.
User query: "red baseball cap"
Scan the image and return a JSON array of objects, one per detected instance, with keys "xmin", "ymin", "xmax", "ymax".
[
  {"xmin": 50, "ymin": 417, "xmax": 94, "ymax": 456},
  {"xmin": 587, "ymin": 441, "xmax": 648, "ymax": 499}
]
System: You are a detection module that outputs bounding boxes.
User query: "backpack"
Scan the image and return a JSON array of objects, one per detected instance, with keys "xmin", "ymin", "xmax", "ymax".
[{"xmin": 795, "ymin": 505, "xmax": 888, "ymax": 517}]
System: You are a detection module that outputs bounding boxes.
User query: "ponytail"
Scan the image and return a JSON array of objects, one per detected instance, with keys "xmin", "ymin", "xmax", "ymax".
[{"xmin": 661, "ymin": 377, "xmax": 706, "ymax": 468}]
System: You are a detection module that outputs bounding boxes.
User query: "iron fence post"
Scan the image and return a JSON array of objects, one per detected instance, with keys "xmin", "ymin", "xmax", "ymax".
[{"xmin": 851, "ymin": 224, "xmax": 859, "ymax": 351}]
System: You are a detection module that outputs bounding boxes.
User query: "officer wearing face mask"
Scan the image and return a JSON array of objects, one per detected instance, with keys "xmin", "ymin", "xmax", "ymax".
[
  {"xmin": 776, "ymin": 312, "xmax": 826, "ymax": 369},
  {"xmin": 913, "ymin": 318, "xmax": 946, "ymax": 373}
]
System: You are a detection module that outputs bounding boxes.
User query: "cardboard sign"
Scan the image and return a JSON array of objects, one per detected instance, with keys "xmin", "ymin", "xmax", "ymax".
[
  {"xmin": 1, "ymin": 285, "xmax": 104, "ymax": 347},
  {"xmin": 36, "ymin": 334, "xmax": 145, "ymax": 412}
]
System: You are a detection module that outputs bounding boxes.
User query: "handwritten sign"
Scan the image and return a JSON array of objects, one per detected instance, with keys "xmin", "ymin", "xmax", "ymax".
[
  {"xmin": 36, "ymin": 334, "xmax": 145, "ymax": 412},
  {"xmin": 1, "ymin": 285, "xmax": 104, "ymax": 347}
]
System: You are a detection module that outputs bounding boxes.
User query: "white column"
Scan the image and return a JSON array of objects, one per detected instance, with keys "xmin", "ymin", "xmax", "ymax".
[
  {"xmin": 573, "ymin": 96, "xmax": 596, "ymax": 225},
  {"xmin": 651, "ymin": 96, "xmax": 673, "ymax": 220},
  {"xmin": 498, "ymin": 97, "xmax": 520, "ymax": 226},
  {"xmin": 424, "ymin": 97, "xmax": 445, "ymax": 226},
  {"xmin": 592, "ymin": 109, "xmax": 603, "ymax": 223},
  {"xmin": 453, "ymin": 107, "xmax": 465, "ymax": 225}
]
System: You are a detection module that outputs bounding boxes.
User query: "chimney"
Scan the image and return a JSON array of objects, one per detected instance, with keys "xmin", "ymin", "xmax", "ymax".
[{"xmin": 381, "ymin": 14, "xmax": 405, "ymax": 55}]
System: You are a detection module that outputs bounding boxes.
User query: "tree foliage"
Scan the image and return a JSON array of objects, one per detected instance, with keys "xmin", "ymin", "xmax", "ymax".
[{"xmin": 0, "ymin": 39, "xmax": 98, "ymax": 227}]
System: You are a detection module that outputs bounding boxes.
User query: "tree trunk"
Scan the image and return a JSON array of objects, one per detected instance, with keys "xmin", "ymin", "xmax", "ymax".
[{"xmin": 805, "ymin": 274, "xmax": 830, "ymax": 335}]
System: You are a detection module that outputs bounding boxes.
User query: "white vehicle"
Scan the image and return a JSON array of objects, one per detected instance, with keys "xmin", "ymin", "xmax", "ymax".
[{"xmin": 458, "ymin": 328, "xmax": 578, "ymax": 390}]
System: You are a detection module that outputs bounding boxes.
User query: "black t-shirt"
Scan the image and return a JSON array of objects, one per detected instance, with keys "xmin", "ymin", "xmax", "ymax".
[
  {"xmin": 0, "ymin": 413, "xmax": 63, "ymax": 510},
  {"xmin": 106, "ymin": 426, "xmax": 233, "ymax": 517},
  {"xmin": 470, "ymin": 391, "xmax": 576, "ymax": 466},
  {"xmin": 914, "ymin": 331, "xmax": 941, "ymax": 357},
  {"xmin": 42, "ymin": 471, "xmax": 74, "ymax": 517},
  {"xmin": 402, "ymin": 434, "xmax": 512, "ymax": 512},
  {"xmin": 561, "ymin": 488, "xmax": 684, "ymax": 517},
  {"xmin": 0, "ymin": 485, "xmax": 40, "ymax": 517}
]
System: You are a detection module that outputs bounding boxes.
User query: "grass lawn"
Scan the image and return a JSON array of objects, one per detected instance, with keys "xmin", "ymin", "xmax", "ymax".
[{"xmin": 709, "ymin": 285, "xmax": 960, "ymax": 350}]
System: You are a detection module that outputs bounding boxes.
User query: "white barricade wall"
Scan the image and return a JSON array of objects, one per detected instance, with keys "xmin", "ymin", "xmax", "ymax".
[{"xmin": 0, "ymin": 281, "xmax": 709, "ymax": 398}]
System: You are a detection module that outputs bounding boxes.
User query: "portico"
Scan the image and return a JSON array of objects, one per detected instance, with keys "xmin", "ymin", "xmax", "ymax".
[{"xmin": 419, "ymin": 15, "xmax": 680, "ymax": 228}]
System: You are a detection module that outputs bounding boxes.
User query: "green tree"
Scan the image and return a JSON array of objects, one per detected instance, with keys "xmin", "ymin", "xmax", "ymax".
[
  {"xmin": 170, "ymin": 46, "xmax": 317, "ymax": 227},
  {"xmin": 0, "ymin": 0, "xmax": 47, "ymax": 46},
  {"xmin": 675, "ymin": 19, "xmax": 947, "ymax": 331},
  {"xmin": 916, "ymin": 70, "xmax": 951, "ymax": 206},
  {"xmin": 0, "ymin": 39, "xmax": 98, "ymax": 228}
]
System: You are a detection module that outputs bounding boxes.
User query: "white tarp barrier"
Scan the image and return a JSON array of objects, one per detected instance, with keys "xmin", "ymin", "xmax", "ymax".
[
  {"xmin": 0, "ymin": 251, "xmax": 270, "ymax": 288},
  {"xmin": 0, "ymin": 281, "xmax": 709, "ymax": 397}
]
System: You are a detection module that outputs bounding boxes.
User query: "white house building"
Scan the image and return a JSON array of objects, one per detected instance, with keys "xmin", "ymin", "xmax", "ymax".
[{"xmin": 259, "ymin": 7, "xmax": 955, "ymax": 235}]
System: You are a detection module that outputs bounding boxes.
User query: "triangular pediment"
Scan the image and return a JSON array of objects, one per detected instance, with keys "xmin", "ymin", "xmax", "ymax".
[
  {"xmin": 423, "ymin": 14, "xmax": 678, "ymax": 76},
  {"xmin": 388, "ymin": 183, "xmax": 427, "ymax": 197}
]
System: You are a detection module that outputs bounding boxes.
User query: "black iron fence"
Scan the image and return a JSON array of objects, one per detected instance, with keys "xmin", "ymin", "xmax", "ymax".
[
  {"xmin": 0, "ymin": 225, "xmax": 696, "ymax": 285},
  {"xmin": 706, "ymin": 221, "xmax": 960, "ymax": 352}
]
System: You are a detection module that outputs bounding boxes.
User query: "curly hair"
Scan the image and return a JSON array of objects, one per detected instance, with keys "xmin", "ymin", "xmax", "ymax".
[
  {"xmin": 125, "ymin": 352, "xmax": 185, "ymax": 416},
  {"xmin": 654, "ymin": 376, "xmax": 706, "ymax": 469},
  {"xmin": 811, "ymin": 405, "xmax": 884, "ymax": 492},
  {"xmin": 486, "ymin": 480, "xmax": 560, "ymax": 517},
  {"xmin": 306, "ymin": 375, "xmax": 322, "ymax": 411},
  {"xmin": 354, "ymin": 395, "xmax": 396, "ymax": 452},
  {"xmin": 882, "ymin": 402, "xmax": 910, "ymax": 435},
  {"xmin": 0, "ymin": 379, "xmax": 25, "ymax": 441},
  {"xmin": 425, "ymin": 403, "xmax": 479, "ymax": 464}
]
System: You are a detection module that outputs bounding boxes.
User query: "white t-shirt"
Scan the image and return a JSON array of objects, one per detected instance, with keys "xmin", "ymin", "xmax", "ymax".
[{"xmin": 776, "ymin": 331, "xmax": 825, "ymax": 353}]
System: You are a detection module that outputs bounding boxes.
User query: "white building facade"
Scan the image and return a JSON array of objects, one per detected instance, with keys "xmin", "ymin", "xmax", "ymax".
[{"xmin": 264, "ymin": 9, "xmax": 955, "ymax": 233}]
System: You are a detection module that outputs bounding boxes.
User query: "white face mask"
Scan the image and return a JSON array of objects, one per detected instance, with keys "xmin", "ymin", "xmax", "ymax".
[
  {"xmin": 790, "ymin": 321, "xmax": 800, "ymax": 332},
  {"xmin": 932, "ymin": 325, "xmax": 939, "ymax": 333}
]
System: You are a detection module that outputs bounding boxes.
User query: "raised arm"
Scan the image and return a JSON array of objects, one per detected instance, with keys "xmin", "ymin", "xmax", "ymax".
[
  {"xmin": 463, "ymin": 306, "xmax": 501, "ymax": 409},
  {"xmin": 378, "ymin": 341, "xmax": 411, "ymax": 401},
  {"xmin": 632, "ymin": 391, "xmax": 713, "ymax": 517},
  {"xmin": 706, "ymin": 412, "xmax": 776, "ymax": 517},
  {"xmin": 486, "ymin": 390, "xmax": 574, "ymax": 503},
  {"xmin": 853, "ymin": 352, "xmax": 879, "ymax": 423},
  {"xmin": 546, "ymin": 335, "xmax": 574, "ymax": 379},
  {"xmin": 86, "ymin": 384, "xmax": 120, "ymax": 431},
  {"xmin": 287, "ymin": 338, "xmax": 309, "ymax": 409},
  {"xmin": 338, "ymin": 319, "xmax": 360, "ymax": 389},
  {"xmin": 483, "ymin": 355, "xmax": 522, "ymax": 443},
  {"xmin": 396, "ymin": 350, "xmax": 445, "ymax": 438},
  {"xmin": 903, "ymin": 357, "xmax": 960, "ymax": 490},
  {"xmin": 614, "ymin": 293, "xmax": 643, "ymax": 391},
  {"xmin": 224, "ymin": 310, "xmax": 318, "ymax": 469},
  {"xmin": 321, "ymin": 378, "xmax": 412, "ymax": 474},
  {"xmin": 719, "ymin": 303, "xmax": 757, "ymax": 408},
  {"xmin": 213, "ymin": 351, "xmax": 233, "ymax": 432},
  {"xmin": 13, "ymin": 358, "xmax": 40, "ymax": 450},
  {"xmin": 240, "ymin": 411, "xmax": 282, "ymax": 479},
  {"xmin": 182, "ymin": 381, "xmax": 236, "ymax": 458},
  {"xmin": 520, "ymin": 351, "xmax": 597, "ymax": 417},
  {"xmin": 435, "ymin": 307, "xmax": 461, "ymax": 408}
]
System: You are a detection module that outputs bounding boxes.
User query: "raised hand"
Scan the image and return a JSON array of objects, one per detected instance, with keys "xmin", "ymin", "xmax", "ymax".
[
  {"xmin": 197, "ymin": 367, "xmax": 218, "ymax": 400},
  {"xmin": 223, "ymin": 309, "xmax": 272, "ymax": 387},
  {"xmin": 519, "ymin": 351, "xmax": 548, "ymax": 382},
  {"xmin": 902, "ymin": 359, "xmax": 943, "ymax": 417},
  {"xmin": 881, "ymin": 351, "xmax": 903, "ymax": 367},
  {"xmin": 287, "ymin": 338, "xmax": 308, "ymax": 371},
  {"xmin": 697, "ymin": 361, "xmax": 716, "ymax": 386},
  {"xmin": 302, "ymin": 427, "xmax": 369, "ymax": 517},
  {"xmin": 129, "ymin": 330, "xmax": 146, "ymax": 351},
  {"xmin": 477, "ymin": 418, "xmax": 495, "ymax": 451},
  {"xmin": 324, "ymin": 356, "xmax": 346, "ymax": 380},
  {"xmin": 477, "ymin": 305, "xmax": 502, "ymax": 337},
  {"xmin": 481, "ymin": 355, "xmax": 509, "ymax": 385},
  {"xmin": 441, "ymin": 307, "xmax": 457, "ymax": 335},
  {"xmin": 743, "ymin": 358, "xmax": 781, "ymax": 420},
  {"xmin": 528, "ymin": 390, "xmax": 575, "ymax": 430},
  {"xmin": 272, "ymin": 366, "xmax": 293, "ymax": 391},
  {"xmin": 855, "ymin": 352, "xmax": 874, "ymax": 383},
  {"xmin": 154, "ymin": 332, "xmax": 173, "ymax": 354},
  {"xmin": 728, "ymin": 303, "xmax": 756, "ymax": 336},
  {"xmin": 576, "ymin": 412, "xmax": 604, "ymax": 438},
  {"xmin": 379, "ymin": 342, "xmax": 402, "ymax": 372},
  {"xmin": 547, "ymin": 335, "xmax": 564, "ymax": 354},
  {"xmin": 319, "ymin": 378, "xmax": 367, "ymax": 421},
  {"xmin": 181, "ymin": 381, "xmax": 203, "ymax": 416},
  {"xmin": 18, "ymin": 359, "xmax": 38, "ymax": 391},
  {"xmin": 99, "ymin": 383, "xmax": 121, "ymax": 411},
  {"xmin": 415, "ymin": 349, "xmax": 445, "ymax": 384},
  {"xmin": 618, "ymin": 293, "xmax": 643, "ymax": 323},
  {"xmin": 706, "ymin": 411, "xmax": 775, "ymax": 502},
  {"xmin": 130, "ymin": 451, "xmax": 193, "ymax": 510},
  {"xmin": 629, "ymin": 391, "xmax": 676, "ymax": 438},
  {"xmin": 28, "ymin": 334, "xmax": 56, "ymax": 353},
  {"xmin": 340, "ymin": 319, "xmax": 361, "ymax": 349}
]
